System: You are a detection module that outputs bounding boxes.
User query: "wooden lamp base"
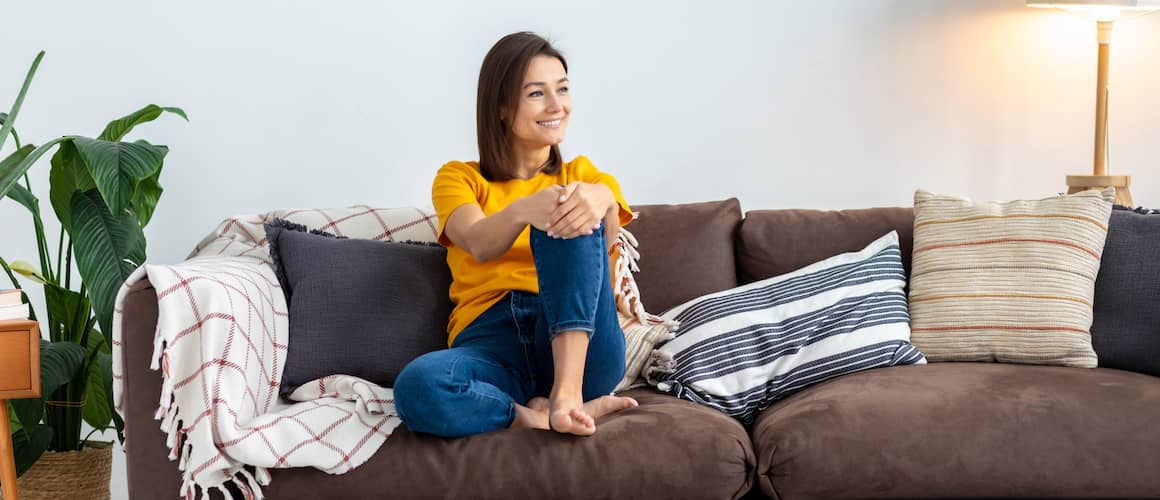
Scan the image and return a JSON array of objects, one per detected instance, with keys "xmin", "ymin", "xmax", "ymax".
[{"xmin": 1066, "ymin": 174, "xmax": 1132, "ymax": 207}]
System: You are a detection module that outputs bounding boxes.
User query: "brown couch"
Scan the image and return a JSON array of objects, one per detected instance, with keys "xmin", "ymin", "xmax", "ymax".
[{"xmin": 120, "ymin": 199, "xmax": 1160, "ymax": 499}]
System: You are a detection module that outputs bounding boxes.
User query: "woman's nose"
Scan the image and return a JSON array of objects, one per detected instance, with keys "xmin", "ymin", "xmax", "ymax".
[{"xmin": 544, "ymin": 94, "xmax": 561, "ymax": 113}]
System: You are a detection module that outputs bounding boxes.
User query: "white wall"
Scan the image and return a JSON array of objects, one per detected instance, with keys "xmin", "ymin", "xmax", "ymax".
[{"xmin": 2, "ymin": 1, "xmax": 1158, "ymax": 498}]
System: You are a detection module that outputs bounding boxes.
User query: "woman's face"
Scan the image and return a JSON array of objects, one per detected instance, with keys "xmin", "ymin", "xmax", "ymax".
[{"xmin": 507, "ymin": 55, "xmax": 570, "ymax": 151}]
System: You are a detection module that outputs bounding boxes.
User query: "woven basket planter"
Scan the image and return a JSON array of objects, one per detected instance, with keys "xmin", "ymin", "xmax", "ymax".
[{"xmin": 13, "ymin": 441, "xmax": 112, "ymax": 500}]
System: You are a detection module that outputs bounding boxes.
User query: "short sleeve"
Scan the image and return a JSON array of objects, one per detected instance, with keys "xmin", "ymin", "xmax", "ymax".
[
  {"xmin": 432, "ymin": 161, "xmax": 484, "ymax": 247},
  {"xmin": 572, "ymin": 156, "xmax": 633, "ymax": 227}
]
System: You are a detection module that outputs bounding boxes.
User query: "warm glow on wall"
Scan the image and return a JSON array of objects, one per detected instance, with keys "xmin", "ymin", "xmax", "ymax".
[{"xmin": 1025, "ymin": 0, "xmax": 1159, "ymax": 205}]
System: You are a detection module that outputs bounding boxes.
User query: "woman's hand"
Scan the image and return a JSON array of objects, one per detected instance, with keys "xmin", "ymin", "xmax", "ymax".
[
  {"xmin": 549, "ymin": 182, "xmax": 613, "ymax": 239},
  {"xmin": 521, "ymin": 185, "xmax": 565, "ymax": 232}
]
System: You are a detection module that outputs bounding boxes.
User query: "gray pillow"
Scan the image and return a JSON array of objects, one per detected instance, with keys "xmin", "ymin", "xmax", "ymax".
[
  {"xmin": 1092, "ymin": 206, "xmax": 1160, "ymax": 377},
  {"xmin": 265, "ymin": 219, "xmax": 452, "ymax": 397}
]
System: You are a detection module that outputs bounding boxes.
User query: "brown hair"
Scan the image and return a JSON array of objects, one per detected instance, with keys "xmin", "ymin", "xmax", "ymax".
[{"xmin": 476, "ymin": 32, "xmax": 568, "ymax": 181}]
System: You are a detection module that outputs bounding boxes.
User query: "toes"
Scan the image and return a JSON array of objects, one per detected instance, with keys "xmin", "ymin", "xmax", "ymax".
[{"xmin": 571, "ymin": 408, "xmax": 594, "ymax": 429}]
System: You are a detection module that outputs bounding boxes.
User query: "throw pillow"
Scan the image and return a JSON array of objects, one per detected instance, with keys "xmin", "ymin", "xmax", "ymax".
[
  {"xmin": 643, "ymin": 231, "xmax": 925, "ymax": 424},
  {"xmin": 908, "ymin": 188, "xmax": 1115, "ymax": 367},
  {"xmin": 1091, "ymin": 205, "xmax": 1160, "ymax": 376},
  {"xmin": 630, "ymin": 199, "xmax": 743, "ymax": 313},
  {"xmin": 265, "ymin": 219, "xmax": 452, "ymax": 397}
]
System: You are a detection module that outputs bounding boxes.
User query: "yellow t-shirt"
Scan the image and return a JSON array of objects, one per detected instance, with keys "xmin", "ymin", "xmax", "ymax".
[{"xmin": 432, "ymin": 155, "xmax": 633, "ymax": 346}]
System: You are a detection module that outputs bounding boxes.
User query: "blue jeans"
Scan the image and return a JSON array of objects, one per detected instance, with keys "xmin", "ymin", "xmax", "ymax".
[{"xmin": 393, "ymin": 224, "xmax": 626, "ymax": 438}]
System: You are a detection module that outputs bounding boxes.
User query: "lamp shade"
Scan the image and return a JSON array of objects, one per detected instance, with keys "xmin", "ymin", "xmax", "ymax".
[
  {"xmin": 1028, "ymin": 0, "xmax": 1160, "ymax": 20},
  {"xmin": 1027, "ymin": 0, "xmax": 1160, "ymax": 7}
]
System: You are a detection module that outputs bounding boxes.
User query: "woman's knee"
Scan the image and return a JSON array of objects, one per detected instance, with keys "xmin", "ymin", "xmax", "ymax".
[
  {"xmin": 394, "ymin": 352, "xmax": 457, "ymax": 430},
  {"xmin": 529, "ymin": 225, "xmax": 606, "ymax": 261}
]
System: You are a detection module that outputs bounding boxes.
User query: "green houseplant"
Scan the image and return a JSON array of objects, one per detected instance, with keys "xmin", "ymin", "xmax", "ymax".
[{"xmin": 0, "ymin": 51, "xmax": 186, "ymax": 482}]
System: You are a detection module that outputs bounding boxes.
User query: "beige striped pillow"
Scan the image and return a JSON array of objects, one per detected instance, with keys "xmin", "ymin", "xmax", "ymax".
[{"xmin": 909, "ymin": 188, "xmax": 1115, "ymax": 367}]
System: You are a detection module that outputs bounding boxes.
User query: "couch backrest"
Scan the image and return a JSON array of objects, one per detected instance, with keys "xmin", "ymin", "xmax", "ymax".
[
  {"xmin": 628, "ymin": 202, "xmax": 915, "ymax": 313},
  {"xmin": 628, "ymin": 199, "xmax": 743, "ymax": 314},
  {"xmin": 735, "ymin": 207, "xmax": 915, "ymax": 284}
]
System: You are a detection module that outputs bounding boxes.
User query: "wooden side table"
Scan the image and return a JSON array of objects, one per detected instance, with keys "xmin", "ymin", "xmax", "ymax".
[
  {"xmin": 1066, "ymin": 174, "xmax": 1133, "ymax": 207},
  {"xmin": 0, "ymin": 320, "xmax": 40, "ymax": 500}
]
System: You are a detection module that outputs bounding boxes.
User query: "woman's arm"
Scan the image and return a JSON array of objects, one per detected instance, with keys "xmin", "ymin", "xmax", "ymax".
[
  {"xmin": 443, "ymin": 186, "xmax": 563, "ymax": 263},
  {"xmin": 602, "ymin": 201, "xmax": 620, "ymax": 251},
  {"xmin": 550, "ymin": 182, "xmax": 620, "ymax": 248}
]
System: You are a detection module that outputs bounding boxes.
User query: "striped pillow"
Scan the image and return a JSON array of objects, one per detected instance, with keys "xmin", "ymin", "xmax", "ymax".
[
  {"xmin": 643, "ymin": 231, "xmax": 925, "ymax": 423},
  {"xmin": 909, "ymin": 188, "xmax": 1115, "ymax": 367}
]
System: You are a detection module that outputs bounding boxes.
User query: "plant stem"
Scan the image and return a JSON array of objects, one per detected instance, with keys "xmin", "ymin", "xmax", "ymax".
[
  {"xmin": 75, "ymin": 283, "xmax": 90, "ymax": 345},
  {"xmin": 56, "ymin": 226, "xmax": 65, "ymax": 285},
  {"xmin": 64, "ymin": 238, "xmax": 72, "ymax": 290}
]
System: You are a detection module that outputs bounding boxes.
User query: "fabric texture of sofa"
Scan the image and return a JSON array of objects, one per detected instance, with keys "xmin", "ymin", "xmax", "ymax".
[{"xmin": 119, "ymin": 199, "xmax": 1160, "ymax": 499}]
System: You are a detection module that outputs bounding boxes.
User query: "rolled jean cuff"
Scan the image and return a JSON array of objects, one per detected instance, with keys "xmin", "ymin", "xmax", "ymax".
[{"xmin": 548, "ymin": 321, "xmax": 595, "ymax": 340}]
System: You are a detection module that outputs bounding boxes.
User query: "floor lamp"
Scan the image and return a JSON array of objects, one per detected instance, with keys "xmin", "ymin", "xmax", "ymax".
[{"xmin": 1027, "ymin": 0, "xmax": 1160, "ymax": 206}]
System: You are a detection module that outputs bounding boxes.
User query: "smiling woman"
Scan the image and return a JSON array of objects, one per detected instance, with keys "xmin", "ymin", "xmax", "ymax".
[
  {"xmin": 393, "ymin": 31, "xmax": 638, "ymax": 439},
  {"xmin": 475, "ymin": 32, "xmax": 572, "ymax": 181}
]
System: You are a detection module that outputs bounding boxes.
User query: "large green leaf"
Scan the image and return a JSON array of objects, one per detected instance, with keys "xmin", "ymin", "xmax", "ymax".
[
  {"xmin": 69, "ymin": 189, "xmax": 145, "ymax": 348},
  {"xmin": 0, "ymin": 144, "xmax": 35, "ymax": 200},
  {"xmin": 6, "ymin": 180, "xmax": 38, "ymax": 214},
  {"xmin": 8, "ymin": 401, "xmax": 21, "ymax": 433},
  {"xmin": 98, "ymin": 104, "xmax": 187, "ymax": 142},
  {"xmin": 48, "ymin": 141, "xmax": 97, "ymax": 234},
  {"xmin": 1, "ymin": 145, "xmax": 34, "ymax": 206},
  {"xmin": 83, "ymin": 332, "xmax": 113, "ymax": 430},
  {"xmin": 11, "ymin": 339, "xmax": 87, "ymax": 429},
  {"xmin": 10, "ymin": 398, "xmax": 41, "ymax": 433},
  {"xmin": 43, "ymin": 284, "xmax": 89, "ymax": 343},
  {"xmin": 38, "ymin": 339, "xmax": 86, "ymax": 399},
  {"xmin": 0, "ymin": 51, "xmax": 43, "ymax": 153},
  {"xmin": 0, "ymin": 137, "xmax": 74, "ymax": 203},
  {"xmin": 131, "ymin": 171, "xmax": 163, "ymax": 227},
  {"xmin": 129, "ymin": 140, "xmax": 166, "ymax": 227},
  {"xmin": 12, "ymin": 424, "xmax": 52, "ymax": 476},
  {"xmin": 71, "ymin": 137, "xmax": 167, "ymax": 216}
]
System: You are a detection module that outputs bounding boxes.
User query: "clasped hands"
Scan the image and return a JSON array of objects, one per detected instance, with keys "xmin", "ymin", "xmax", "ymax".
[{"xmin": 526, "ymin": 182, "xmax": 613, "ymax": 239}]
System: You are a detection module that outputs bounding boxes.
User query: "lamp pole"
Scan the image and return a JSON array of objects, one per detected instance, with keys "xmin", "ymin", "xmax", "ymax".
[
  {"xmin": 1067, "ymin": 17, "xmax": 1133, "ymax": 205},
  {"xmin": 1094, "ymin": 20, "xmax": 1112, "ymax": 176}
]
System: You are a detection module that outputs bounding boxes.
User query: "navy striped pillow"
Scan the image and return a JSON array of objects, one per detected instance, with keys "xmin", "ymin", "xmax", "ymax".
[{"xmin": 644, "ymin": 231, "xmax": 925, "ymax": 424}]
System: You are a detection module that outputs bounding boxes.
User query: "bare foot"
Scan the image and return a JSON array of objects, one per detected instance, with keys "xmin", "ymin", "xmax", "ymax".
[
  {"xmin": 510, "ymin": 403, "xmax": 549, "ymax": 430},
  {"xmin": 549, "ymin": 391, "xmax": 595, "ymax": 436},
  {"xmin": 527, "ymin": 397, "xmax": 550, "ymax": 412},
  {"xmin": 520, "ymin": 395, "xmax": 638, "ymax": 434},
  {"xmin": 583, "ymin": 395, "xmax": 639, "ymax": 419}
]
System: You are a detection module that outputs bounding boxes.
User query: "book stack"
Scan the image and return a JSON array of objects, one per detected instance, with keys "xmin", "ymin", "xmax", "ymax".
[{"xmin": 0, "ymin": 289, "xmax": 29, "ymax": 321}]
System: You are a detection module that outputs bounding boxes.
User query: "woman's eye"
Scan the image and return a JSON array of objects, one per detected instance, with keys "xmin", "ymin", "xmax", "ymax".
[
  {"xmin": 558, "ymin": 87, "xmax": 569, "ymax": 94},
  {"xmin": 528, "ymin": 90, "xmax": 543, "ymax": 98}
]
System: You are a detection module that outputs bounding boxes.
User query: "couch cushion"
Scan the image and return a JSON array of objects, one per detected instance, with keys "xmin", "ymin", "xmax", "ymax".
[
  {"xmin": 265, "ymin": 219, "xmax": 452, "ymax": 396},
  {"xmin": 752, "ymin": 363, "xmax": 1160, "ymax": 499},
  {"xmin": 257, "ymin": 388, "xmax": 755, "ymax": 500},
  {"xmin": 1092, "ymin": 206, "xmax": 1160, "ymax": 377},
  {"xmin": 630, "ymin": 199, "xmax": 743, "ymax": 313},
  {"xmin": 736, "ymin": 207, "xmax": 914, "ymax": 284}
]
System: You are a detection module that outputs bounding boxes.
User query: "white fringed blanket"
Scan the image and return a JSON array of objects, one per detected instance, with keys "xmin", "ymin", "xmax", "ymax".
[{"xmin": 111, "ymin": 205, "xmax": 673, "ymax": 499}]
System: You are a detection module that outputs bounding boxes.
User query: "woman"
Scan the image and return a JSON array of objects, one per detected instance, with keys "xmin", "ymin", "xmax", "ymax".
[{"xmin": 393, "ymin": 32, "xmax": 638, "ymax": 437}]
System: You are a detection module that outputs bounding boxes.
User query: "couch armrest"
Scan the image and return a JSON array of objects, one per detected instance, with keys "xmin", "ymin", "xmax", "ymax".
[{"xmin": 120, "ymin": 278, "xmax": 184, "ymax": 499}]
